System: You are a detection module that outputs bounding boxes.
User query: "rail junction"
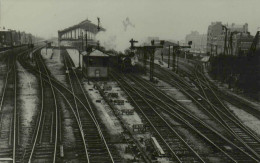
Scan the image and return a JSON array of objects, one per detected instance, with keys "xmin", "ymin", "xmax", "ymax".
[{"xmin": 0, "ymin": 19, "xmax": 259, "ymax": 163}]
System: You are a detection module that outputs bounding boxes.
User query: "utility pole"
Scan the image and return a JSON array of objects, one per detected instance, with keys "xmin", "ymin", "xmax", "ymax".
[
  {"xmin": 81, "ymin": 32, "xmax": 84, "ymax": 51},
  {"xmin": 222, "ymin": 25, "xmax": 229, "ymax": 55},
  {"xmin": 150, "ymin": 48, "xmax": 155, "ymax": 81},
  {"xmin": 161, "ymin": 49, "xmax": 163, "ymax": 61},
  {"xmin": 172, "ymin": 48, "xmax": 175, "ymax": 71},
  {"xmin": 215, "ymin": 45, "xmax": 218, "ymax": 55},
  {"xmin": 143, "ymin": 50, "xmax": 147, "ymax": 74},
  {"xmin": 168, "ymin": 45, "xmax": 170, "ymax": 68},
  {"xmin": 175, "ymin": 41, "xmax": 179, "ymax": 73}
]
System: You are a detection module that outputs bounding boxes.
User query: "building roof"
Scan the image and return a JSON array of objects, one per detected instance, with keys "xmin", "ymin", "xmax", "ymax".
[
  {"xmin": 58, "ymin": 19, "xmax": 105, "ymax": 35},
  {"xmin": 82, "ymin": 49, "xmax": 109, "ymax": 57}
]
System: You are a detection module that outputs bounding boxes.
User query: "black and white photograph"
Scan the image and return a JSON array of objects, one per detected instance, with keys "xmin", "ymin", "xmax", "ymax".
[{"xmin": 0, "ymin": 0, "xmax": 259, "ymax": 162}]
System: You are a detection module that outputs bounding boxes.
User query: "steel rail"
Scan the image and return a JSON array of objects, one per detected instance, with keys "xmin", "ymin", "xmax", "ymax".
[
  {"xmin": 18, "ymin": 48, "xmax": 114, "ymax": 162},
  {"xmin": 154, "ymin": 66, "xmax": 260, "ymax": 160},
  {"xmin": 24, "ymin": 47, "xmax": 58, "ymax": 163},
  {"xmin": 126, "ymin": 72, "xmax": 259, "ymax": 162},
  {"xmin": 63, "ymin": 50, "xmax": 115, "ymax": 162}
]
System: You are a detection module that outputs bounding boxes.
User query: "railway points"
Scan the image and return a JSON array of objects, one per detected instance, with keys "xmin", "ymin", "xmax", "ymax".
[{"xmin": 0, "ymin": 9, "xmax": 259, "ymax": 163}]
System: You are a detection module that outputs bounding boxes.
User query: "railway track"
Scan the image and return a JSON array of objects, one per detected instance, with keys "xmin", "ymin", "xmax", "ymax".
[
  {"xmin": 0, "ymin": 48, "xmax": 30, "ymax": 163},
  {"xmin": 61, "ymin": 49, "xmax": 120, "ymax": 162},
  {"xmin": 150, "ymin": 62, "xmax": 260, "ymax": 161},
  {"xmin": 16, "ymin": 46, "xmax": 59, "ymax": 163},
  {"xmin": 168, "ymin": 57, "xmax": 260, "ymax": 119},
  {"xmin": 112, "ymin": 70, "xmax": 260, "ymax": 162},
  {"xmin": 17, "ymin": 47, "xmax": 117, "ymax": 162},
  {"xmin": 110, "ymin": 71, "xmax": 210, "ymax": 162},
  {"xmin": 194, "ymin": 65, "xmax": 260, "ymax": 156},
  {"xmin": 158, "ymin": 59, "xmax": 260, "ymax": 155}
]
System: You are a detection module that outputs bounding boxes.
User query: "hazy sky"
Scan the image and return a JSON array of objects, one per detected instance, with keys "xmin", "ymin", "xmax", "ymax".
[{"xmin": 1, "ymin": 0, "xmax": 259, "ymax": 44}]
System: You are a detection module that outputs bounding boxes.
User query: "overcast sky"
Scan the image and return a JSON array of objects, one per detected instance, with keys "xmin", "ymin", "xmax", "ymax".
[{"xmin": 1, "ymin": 0, "xmax": 259, "ymax": 49}]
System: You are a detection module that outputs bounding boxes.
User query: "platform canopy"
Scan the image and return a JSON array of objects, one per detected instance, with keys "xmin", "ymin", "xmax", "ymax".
[{"xmin": 58, "ymin": 19, "xmax": 105, "ymax": 41}]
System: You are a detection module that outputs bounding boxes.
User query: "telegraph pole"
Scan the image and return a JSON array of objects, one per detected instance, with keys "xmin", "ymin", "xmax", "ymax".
[
  {"xmin": 143, "ymin": 50, "xmax": 147, "ymax": 74},
  {"xmin": 168, "ymin": 45, "xmax": 170, "ymax": 68},
  {"xmin": 172, "ymin": 48, "xmax": 175, "ymax": 71},
  {"xmin": 150, "ymin": 48, "xmax": 155, "ymax": 81},
  {"xmin": 222, "ymin": 25, "xmax": 229, "ymax": 55}
]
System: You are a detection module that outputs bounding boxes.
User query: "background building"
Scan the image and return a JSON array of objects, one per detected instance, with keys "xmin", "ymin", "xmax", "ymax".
[
  {"xmin": 207, "ymin": 22, "xmax": 252, "ymax": 56},
  {"xmin": 185, "ymin": 31, "xmax": 207, "ymax": 54}
]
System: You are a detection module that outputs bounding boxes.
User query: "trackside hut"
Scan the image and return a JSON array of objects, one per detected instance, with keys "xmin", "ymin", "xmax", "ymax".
[{"xmin": 82, "ymin": 50, "xmax": 109, "ymax": 78}]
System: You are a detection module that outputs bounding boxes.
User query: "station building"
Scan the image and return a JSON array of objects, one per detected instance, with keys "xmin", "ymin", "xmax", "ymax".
[{"xmin": 82, "ymin": 49, "xmax": 109, "ymax": 78}]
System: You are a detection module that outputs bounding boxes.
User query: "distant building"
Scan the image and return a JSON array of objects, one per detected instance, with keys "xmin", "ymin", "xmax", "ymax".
[
  {"xmin": 207, "ymin": 22, "xmax": 252, "ymax": 56},
  {"xmin": 185, "ymin": 31, "xmax": 207, "ymax": 53},
  {"xmin": 206, "ymin": 22, "xmax": 223, "ymax": 55},
  {"xmin": 233, "ymin": 33, "xmax": 254, "ymax": 56}
]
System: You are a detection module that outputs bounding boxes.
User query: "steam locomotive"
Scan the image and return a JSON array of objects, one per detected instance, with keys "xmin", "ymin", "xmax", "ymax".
[{"xmin": 109, "ymin": 51, "xmax": 138, "ymax": 72}]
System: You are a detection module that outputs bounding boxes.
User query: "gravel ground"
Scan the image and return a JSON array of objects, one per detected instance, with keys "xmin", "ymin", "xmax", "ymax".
[
  {"xmin": 57, "ymin": 95, "xmax": 76, "ymax": 149},
  {"xmin": 84, "ymin": 82, "xmax": 124, "ymax": 136},
  {"xmin": 101, "ymin": 81, "xmax": 143, "ymax": 130},
  {"xmin": 17, "ymin": 62, "xmax": 39, "ymax": 147},
  {"xmin": 225, "ymin": 102, "xmax": 260, "ymax": 136}
]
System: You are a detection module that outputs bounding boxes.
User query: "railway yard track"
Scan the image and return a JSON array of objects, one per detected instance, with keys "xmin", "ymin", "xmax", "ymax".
[
  {"xmin": 16, "ymin": 47, "xmax": 118, "ymax": 162},
  {"xmin": 61, "ymin": 49, "xmax": 119, "ymax": 162},
  {"xmin": 156, "ymin": 59, "xmax": 260, "ymax": 155},
  {"xmin": 0, "ymin": 46, "xmax": 259, "ymax": 163},
  {"xmin": 0, "ymin": 48, "xmax": 29, "ymax": 163},
  {"xmin": 110, "ymin": 70, "xmax": 260, "ymax": 162},
  {"xmin": 150, "ymin": 59, "xmax": 260, "ymax": 161}
]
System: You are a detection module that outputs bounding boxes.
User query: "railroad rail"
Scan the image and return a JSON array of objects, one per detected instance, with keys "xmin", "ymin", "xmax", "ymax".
[
  {"xmin": 17, "ymin": 47, "xmax": 117, "ymax": 162},
  {"xmin": 150, "ymin": 62, "xmax": 260, "ymax": 161},
  {"xmin": 111, "ymin": 71, "xmax": 208, "ymax": 162},
  {"xmin": 62, "ymin": 49, "xmax": 118, "ymax": 162},
  {"xmin": 17, "ymin": 47, "xmax": 91, "ymax": 162},
  {"xmin": 0, "ymin": 48, "xmax": 30, "ymax": 163},
  {"xmin": 17, "ymin": 46, "xmax": 58, "ymax": 163},
  {"xmin": 156, "ymin": 59, "xmax": 260, "ymax": 155},
  {"xmin": 113, "ymin": 70, "xmax": 260, "ymax": 162}
]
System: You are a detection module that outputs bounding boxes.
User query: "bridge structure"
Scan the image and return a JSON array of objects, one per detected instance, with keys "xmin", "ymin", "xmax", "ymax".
[{"xmin": 58, "ymin": 19, "xmax": 105, "ymax": 48}]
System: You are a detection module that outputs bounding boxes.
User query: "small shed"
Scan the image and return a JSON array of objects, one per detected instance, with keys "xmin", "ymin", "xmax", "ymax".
[{"xmin": 82, "ymin": 50, "xmax": 109, "ymax": 78}]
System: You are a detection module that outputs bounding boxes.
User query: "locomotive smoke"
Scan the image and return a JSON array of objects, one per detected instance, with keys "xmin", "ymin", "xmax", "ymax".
[{"xmin": 96, "ymin": 17, "xmax": 146, "ymax": 53}]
